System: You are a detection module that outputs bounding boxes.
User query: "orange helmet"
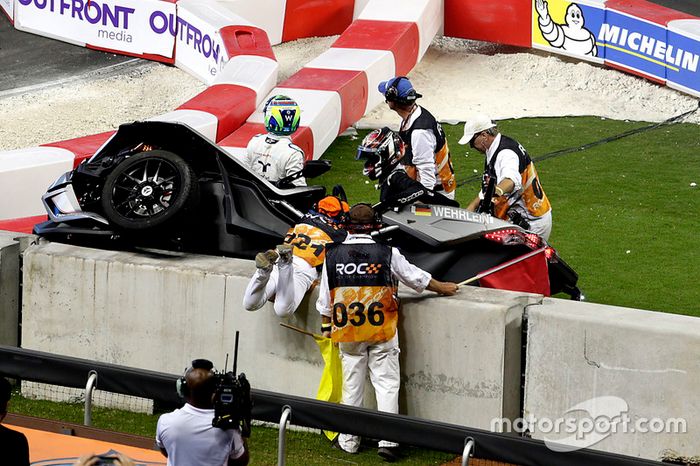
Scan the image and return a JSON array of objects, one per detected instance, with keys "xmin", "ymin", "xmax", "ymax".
[{"xmin": 315, "ymin": 195, "xmax": 350, "ymax": 220}]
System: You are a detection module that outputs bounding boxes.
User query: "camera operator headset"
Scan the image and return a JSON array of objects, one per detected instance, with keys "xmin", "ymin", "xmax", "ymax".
[{"xmin": 156, "ymin": 359, "xmax": 250, "ymax": 466}]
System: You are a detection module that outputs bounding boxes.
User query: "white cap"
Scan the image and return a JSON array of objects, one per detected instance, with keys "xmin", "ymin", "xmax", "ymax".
[{"xmin": 458, "ymin": 115, "xmax": 496, "ymax": 145}]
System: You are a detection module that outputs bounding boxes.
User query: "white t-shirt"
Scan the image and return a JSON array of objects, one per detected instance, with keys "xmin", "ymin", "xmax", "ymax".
[
  {"xmin": 156, "ymin": 403, "xmax": 245, "ymax": 466},
  {"xmin": 245, "ymin": 133, "xmax": 306, "ymax": 186}
]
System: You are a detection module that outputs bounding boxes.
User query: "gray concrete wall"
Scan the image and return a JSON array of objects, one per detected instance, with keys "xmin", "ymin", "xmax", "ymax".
[
  {"xmin": 524, "ymin": 299, "xmax": 700, "ymax": 460},
  {"xmin": 21, "ymin": 241, "xmax": 531, "ymax": 428},
  {"xmin": 0, "ymin": 231, "xmax": 22, "ymax": 346}
]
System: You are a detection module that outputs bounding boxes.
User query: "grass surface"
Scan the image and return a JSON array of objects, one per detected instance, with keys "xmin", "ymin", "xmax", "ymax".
[
  {"xmin": 10, "ymin": 392, "xmax": 454, "ymax": 465},
  {"xmin": 317, "ymin": 116, "xmax": 700, "ymax": 315}
]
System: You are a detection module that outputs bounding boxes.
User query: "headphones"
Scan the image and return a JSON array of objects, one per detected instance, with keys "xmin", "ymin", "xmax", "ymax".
[
  {"xmin": 176, "ymin": 359, "xmax": 214, "ymax": 398},
  {"xmin": 384, "ymin": 76, "xmax": 421, "ymax": 104}
]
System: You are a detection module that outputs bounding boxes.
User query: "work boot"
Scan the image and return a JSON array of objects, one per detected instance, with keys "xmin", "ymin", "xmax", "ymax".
[
  {"xmin": 255, "ymin": 249, "xmax": 279, "ymax": 272},
  {"xmin": 276, "ymin": 243, "xmax": 294, "ymax": 265},
  {"xmin": 378, "ymin": 446, "xmax": 401, "ymax": 462}
]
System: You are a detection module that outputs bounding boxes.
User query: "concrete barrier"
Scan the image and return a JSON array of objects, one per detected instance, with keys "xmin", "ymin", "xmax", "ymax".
[
  {"xmin": 21, "ymin": 241, "xmax": 533, "ymax": 428},
  {"xmin": 524, "ymin": 299, "xmax": 700, "ymax": 460},
  {"xmin": 0, "ymin": 232, "xmax": 21, "ymax": 347}
]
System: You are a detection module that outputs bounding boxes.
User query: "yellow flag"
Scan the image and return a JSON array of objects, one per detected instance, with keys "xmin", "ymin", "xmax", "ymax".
[{"xmin": 314, "ymin": 334, "xmax": 343, "ymax": 441}]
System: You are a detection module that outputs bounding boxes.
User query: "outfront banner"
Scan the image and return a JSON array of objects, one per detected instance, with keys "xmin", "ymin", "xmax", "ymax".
[
  {"xmin": 174, "ymin": 7, "xmax": 229, "ymax": 85},
  {"xmin": 15, "ymin": 0, "xmax": 175, "ymax": 58}
]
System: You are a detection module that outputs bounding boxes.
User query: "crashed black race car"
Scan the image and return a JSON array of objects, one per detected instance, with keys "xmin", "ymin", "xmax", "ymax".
[{"xmin": 34, "ymin": 121, "xmax": 581, "ymax": 299}]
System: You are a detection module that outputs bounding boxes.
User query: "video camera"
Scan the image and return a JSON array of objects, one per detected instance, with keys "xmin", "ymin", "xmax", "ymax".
[
  {"xmin": 178, "ymin": 332, "xmax": 252, "ymax": 436},
  {"xmin": 212, "ymin": 331, "xmax": 252, "ymax": 436},
  {"xmin": 212, "ymin": 369, "xmax": 252, "ymax": 435}
]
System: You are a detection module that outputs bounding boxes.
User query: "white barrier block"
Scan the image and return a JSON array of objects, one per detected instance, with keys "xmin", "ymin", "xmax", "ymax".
[
  {"xmin": 213, "ymin": 55, "xmax": 279, "ymax": 105},
  {"xmin": 216, "ymin": 0, "xmax": 287, "ymax": 45},
  {"xmin": 357, "ymin": 0, "xmax": 441, "ymax": 60},
  {"xmin": 177, "ymin": 0, "xmax": 253, "ymax": 29},
  {"xmin": 0, "ymin": 147, "xmax": 75, "ymax": 219},
  {"xmin": 306, "ymin": 47, "xmax": 395, "ymax": 116},
  {"xmin": 1, "ymin": 0, "xmax": 14, "ymax": 21},
  {"xmin": 353, "ymin": 0, "xmax": 371, "ymax": 19},
  {"xmin": 525, "ymin": 299, "xmax": 700, "ymax": 459},
  {"xmin": 668, "ymin": 19, "xmax": 700, "ymax": 38},
  {"xmin": 148, "ymin": 109, "xmax": 218, "ymax": 142}
]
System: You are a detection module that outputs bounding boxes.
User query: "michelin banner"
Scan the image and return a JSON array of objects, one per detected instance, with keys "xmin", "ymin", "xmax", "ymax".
[
  {"xmin": 666, "ymin": 22, "xmax": 700, "ymax": 97},
  {"xmin": 15, "ymin": 0, "xmax": 175, "ymax": 58},
  {"xmin": 533, "ymin": 0, "xmax": 700, "ymax": 96},
  {"xmin": 601, "ymin": 9, "xmax": 672, "ymax": 82},
  {"xmin": 532, "ymin": 0, "xmax": 605, "ymax": 63}
]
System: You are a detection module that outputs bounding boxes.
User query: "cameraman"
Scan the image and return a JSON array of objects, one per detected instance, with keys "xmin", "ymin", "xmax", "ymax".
[{"xmin": 156, "ymin": 360, "xmax": 249, "ymax": 466}]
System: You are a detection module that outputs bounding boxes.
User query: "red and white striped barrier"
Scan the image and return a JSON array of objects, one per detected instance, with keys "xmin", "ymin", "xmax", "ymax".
[
  {"xmin": 0, "ymin": 1, "xmax": 280, "ymax": 227},
  {"xmin": 0, "ymin": 0, "xmax": 442, "ymax": 230},
  {"xmin": 220, "ymin": 0, "xmax": 442, "ymax": 160},
  {"xmin": 5, "ymin": 0, "xmax": 695, "ymax": 234}
]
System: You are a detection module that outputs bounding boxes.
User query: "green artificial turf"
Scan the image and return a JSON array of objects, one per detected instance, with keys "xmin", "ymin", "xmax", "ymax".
[{"xmin": 316, "ymin": 116, "xmax": 700, "ymax": 316}]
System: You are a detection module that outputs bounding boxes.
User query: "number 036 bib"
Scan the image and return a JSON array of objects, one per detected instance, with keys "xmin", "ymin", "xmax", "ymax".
[
  {"xmin": 330, "ymin": 286, "xmax": 398, "ymax": 343},
  {"xmin": 325, "ymin": 242, "xmax": 399, "ymax": 343}
]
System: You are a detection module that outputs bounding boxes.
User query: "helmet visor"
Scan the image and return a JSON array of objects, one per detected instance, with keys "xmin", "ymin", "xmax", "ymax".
[{"xmin": 356, "ymin": 146, "xmax": 379, "ymax": 160}]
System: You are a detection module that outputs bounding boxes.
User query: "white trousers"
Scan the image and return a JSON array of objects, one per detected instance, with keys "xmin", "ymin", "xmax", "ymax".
[
  {"xmin": 242, "ymin": 259, "xmax": 317, "ymax": 317},
  {"xmin": 528, "ymin": 210, "xmax": 552, "ymax": 241},
  {"xmin": 337, "ymin": 332, "xmax": 400, "ymax": 452}
]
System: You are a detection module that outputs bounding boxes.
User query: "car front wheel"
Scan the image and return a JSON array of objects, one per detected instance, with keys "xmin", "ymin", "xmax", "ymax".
[{"xmin": 100, "ymin": 150, "xmax": 199, "ymax": 230}]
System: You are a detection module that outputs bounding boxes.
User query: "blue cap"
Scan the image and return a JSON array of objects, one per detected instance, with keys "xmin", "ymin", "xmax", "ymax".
[{"xmin": 378, "ymin": 76, "xmax": 422, "ymax": 103}]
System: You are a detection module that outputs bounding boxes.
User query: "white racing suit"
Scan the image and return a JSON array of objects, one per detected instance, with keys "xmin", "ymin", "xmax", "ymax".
[
  {"xmin": 245, "ymin": 133, "xmax": 306, "ymax": 186},
  {"xmin": 243, "ymin": 256, "xmax": 318, "ymax": 317},
  {"xmin": 243, "ymin": 214, "xmax": 346, "ymax": 317}
]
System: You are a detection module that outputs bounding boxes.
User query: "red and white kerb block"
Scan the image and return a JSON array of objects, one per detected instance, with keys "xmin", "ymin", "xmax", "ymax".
[{"xmin": 220, "ymin": 0, "xmax": 443, "ymax": 161}]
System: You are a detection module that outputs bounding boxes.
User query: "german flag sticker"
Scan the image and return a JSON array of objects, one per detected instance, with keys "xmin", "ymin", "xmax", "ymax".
[{"xmin": 413, "ymin": 206, "xmax": 432, "ymax": 216}]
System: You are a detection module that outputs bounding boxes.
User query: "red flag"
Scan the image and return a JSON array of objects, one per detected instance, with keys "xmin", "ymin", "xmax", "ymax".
[{"xmin": 478, "ymin": 248, "xmax": 551, "ymax": 296}]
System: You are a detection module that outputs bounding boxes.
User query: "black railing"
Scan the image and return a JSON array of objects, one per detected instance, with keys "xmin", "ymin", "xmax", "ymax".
[{"xmin": 0, "ymin": 345, "xmax": 663, "ymax": 466}]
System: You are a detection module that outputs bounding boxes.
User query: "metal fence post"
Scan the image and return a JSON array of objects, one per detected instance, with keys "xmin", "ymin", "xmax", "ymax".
[
  {"xmin": 277, "ymin": 405, "xmax": 292, "ymax": 466},
  {"xmin": 84, "ymin": 370, "xmax": 98, "ymax": 426},
  {"xmin": 462, "ymin": 437, "xmax": 475, "ymax": 466}
]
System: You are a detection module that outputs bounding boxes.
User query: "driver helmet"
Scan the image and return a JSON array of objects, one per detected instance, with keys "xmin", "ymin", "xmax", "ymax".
[
  {"xmin": 264, "ymin": 95, "xmax": 301, "ymax": 136},
  {"xmin": 356, "ymin": 127, "xmax": 405, "ymax": 181},
  {"xmin": 314, "ymin": 195, "xmax": 350, "ymax": 222}
]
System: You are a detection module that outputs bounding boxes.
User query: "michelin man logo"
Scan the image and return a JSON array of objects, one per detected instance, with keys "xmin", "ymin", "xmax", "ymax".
[{"xmin": 535, "ymin": 0, "xmax": 597, "ymax": 57}]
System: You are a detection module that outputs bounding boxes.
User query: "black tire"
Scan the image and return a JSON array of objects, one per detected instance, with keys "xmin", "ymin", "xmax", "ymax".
[{"xmin": 100, "ymin": 150, "xmax": 199, "ymax": 231}]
